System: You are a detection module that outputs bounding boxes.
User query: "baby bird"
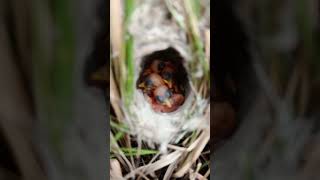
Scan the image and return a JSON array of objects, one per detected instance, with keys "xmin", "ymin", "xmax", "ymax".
[
  {"xmin": 138, "ymin": 59, "xmax": 185, "ymax": 113},
  {"xmin": 153, "ymin": 85, "xmax": 173, "ymax": 108},
  {"xmin": 143, "ymin": 59, "xmax": 166, "ymax": 76},
  {"xmin": 138, "ymin": 73, "xmax": 165, "ymax": 95},
  {"xmin": 151, "ymin": 85, "xmax": 185, "ymax": 113},
  {"xmin": 161, "ymin": 64, "xmax": 175, "ymax": 89},
  {"xmin": 150, "ymin": 59, "xmax": 166, "ymax": 73}
]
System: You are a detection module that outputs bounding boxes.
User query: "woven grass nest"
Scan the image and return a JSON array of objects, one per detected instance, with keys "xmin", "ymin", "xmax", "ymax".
[{"xmin": 110, "ymin": 0, "xmax": 210, "ymax": 179}]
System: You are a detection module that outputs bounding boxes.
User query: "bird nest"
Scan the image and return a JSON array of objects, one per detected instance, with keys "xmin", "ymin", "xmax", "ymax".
[
  {"xmin": 127, "ymin": 47, "xmax": 206, "ymax": 151},
  {"xmin": 123, "ymin": 0, "xmax": 209, "ymax": 151}
]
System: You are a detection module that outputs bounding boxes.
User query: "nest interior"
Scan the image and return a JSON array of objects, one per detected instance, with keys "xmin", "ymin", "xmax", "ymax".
[{"xmin": 136, "ymin": 47, "xmax": 190, "ymax": 111}]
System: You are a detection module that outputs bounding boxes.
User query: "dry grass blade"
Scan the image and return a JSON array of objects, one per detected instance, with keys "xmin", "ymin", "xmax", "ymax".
[
  {"xmin": 163, "ymin": 158, "xmax": 179, "ymax": 180},
  {"xmin": 189, "ymin": 162, "xmax": 203, "ymax": 180},
  {"xmin": 183, "ymin": 0, "xmax": 209, "ymax": 84},
  {"xmin": 110, "ymin": 0, "xmax": 126, "ymax": 89},
  {"xmin": 110, "ymin": 0, "xmax": 123, "ymax": 54},
  {"xmin": 174, "ymin": 129, "xmax": 210, "ymax": 177},
  {"xmin": 124, "ymin": 151, "xmax": 183, "ymax": 179},
  {"xmin": 110, "ymin": 132, "xmax": 133, "ymax": 172},
  {"xmin": 167, "ymin": 144, "xmax": 187, "ymax": 151},
  {"xmin": 137, "ymin": 171, "xmax": 151, "ymax": 180},
  {"xmin": 110, "ymin": 159, "xmax": 124, "ymax": 180},
  {"xmin": 144, "ymin": 150, "xmax": 183, "ymax": 174},
  {"xmin": 183, "ymin": 0, "xmax": 200, "ymax": 40},
  {"xmin": 110, "ymin": 67, "xmax": 124, "ymax": 121},
  {"xmin": 205, "ymin": 29, "xmax": 210, "ymax": 64},
  {"xmin": 204, "ymin": 169, "xmax": 210, "ymax": 179}
]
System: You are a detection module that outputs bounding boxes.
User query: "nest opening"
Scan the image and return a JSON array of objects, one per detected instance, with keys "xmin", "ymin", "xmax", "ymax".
[{"xmin": 136, "ymin": 47, "xmax": 190, "ymax": 113}]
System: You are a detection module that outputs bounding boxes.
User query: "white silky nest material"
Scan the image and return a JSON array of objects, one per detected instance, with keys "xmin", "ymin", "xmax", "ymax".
[{"xmin": 127, "ymin": 86, "xmax": 209, "ymax": 152}]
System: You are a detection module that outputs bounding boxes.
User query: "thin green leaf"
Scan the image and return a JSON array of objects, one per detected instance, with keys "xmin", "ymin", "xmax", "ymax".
[{"xmin": 121, "ymin": 148, "xmax": 159, "ymax": 156}]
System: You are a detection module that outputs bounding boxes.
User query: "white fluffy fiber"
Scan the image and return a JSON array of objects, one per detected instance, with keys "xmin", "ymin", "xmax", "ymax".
[{"xmin": 126, "ymin": 87, "xmax": 208, "ymax": 152}]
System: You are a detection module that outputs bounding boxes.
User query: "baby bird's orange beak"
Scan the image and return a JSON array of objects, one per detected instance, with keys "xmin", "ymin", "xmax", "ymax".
[
  {"xmin": 138, "ymin": 82, "xmax": 145, "ymax": 88},
  {"xmin": 164, "ymin": 99, "xmax": 172, "ymax": 108},
  {"xmin": 163, "ymin": 79, "xmax": 172, "ymax": 88}
]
